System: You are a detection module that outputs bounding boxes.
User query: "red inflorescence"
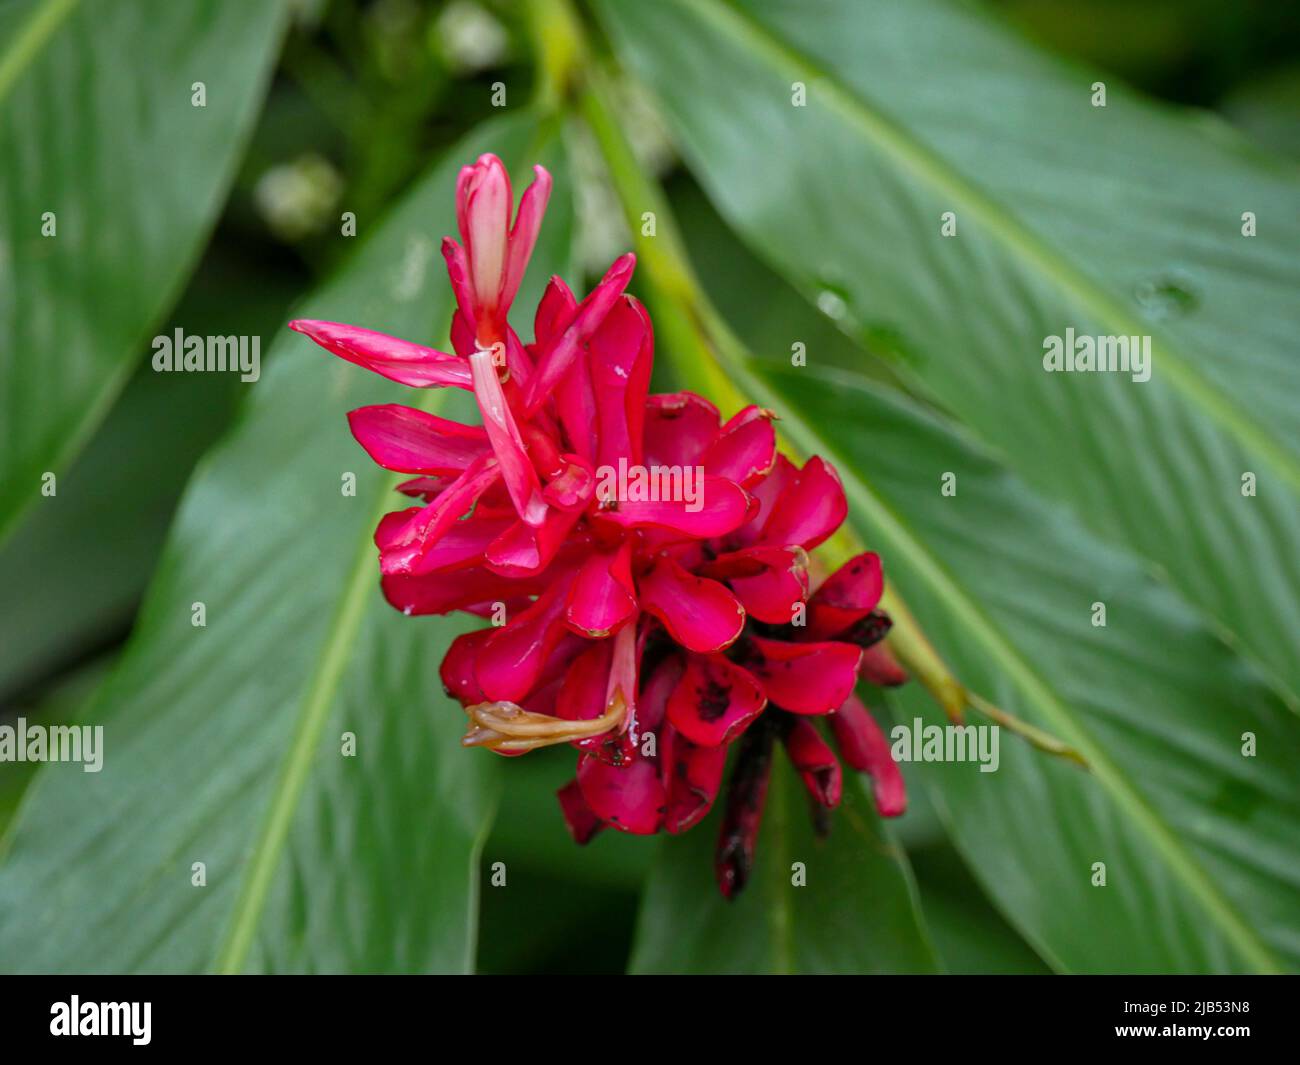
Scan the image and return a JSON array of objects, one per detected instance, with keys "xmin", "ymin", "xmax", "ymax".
[{"xmin": 291, "ymin": 154, "xmax": 909, "ymax": 898}]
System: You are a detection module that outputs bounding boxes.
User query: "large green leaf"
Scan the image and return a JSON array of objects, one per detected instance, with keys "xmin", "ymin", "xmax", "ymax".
[
  {"xmin": 0, "ymin": 113, "xmax": 571, "ymax": 973},
  {"xmin": 0, "ymin": 249, "xmax": 299, "ymax": 701},
  {"xmin": 0, "ymin": 655, "xmax": 114, "ymax": 840},
  {"xmin": 596, "ymin": 0, "xmax": 1300, "ymax": 706},
  {"xmin": 0, "ymin": 0, "xmax": 287, "ymax": 543},
  {"xmin": 575, "ymin": 56, "xmax": 1299, "ymax": 970},
  {"xmin": 755, "ymin": 362, "xmax": 1300, "ymax": 973},
  {"xmin": 630, "ymin": 768, "xmax": 938, "ymax": 974}
]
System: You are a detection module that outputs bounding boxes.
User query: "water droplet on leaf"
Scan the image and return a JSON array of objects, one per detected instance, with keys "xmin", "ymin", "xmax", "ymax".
[{"xmin": 1133, "ymin": 272, "xmax": 1198, "ymax": 321}]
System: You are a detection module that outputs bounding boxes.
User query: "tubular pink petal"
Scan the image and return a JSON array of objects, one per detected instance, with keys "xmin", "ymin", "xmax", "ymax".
[
  {"xmin": 520, "ymin": 420, "xmax": 566, "ymax": 478},
  {"xmin": 703, "ymin": 407, "xmax": 777, "ymax": 487},
  {"xmin": 562, "ymin": 623, "xmax": 640, "ymax": 763},
  {"xmin": 464, "ymin": 156, "xmax": 511, "ymax": 318},
  {"xmin": 829, "ymin": 695, "xmax": 906, "ymax": 816},
  {"xmin": 449, "ymin": 306, "xmax": 476, "ymax": 359},
  {"xmin": 533, "ymin": 633, "xmax": 589, "ymax": 693},
  {"xmin": 554, "ymin": 344, "xmax": 598, "ymax": 461},
  {"xmin": 381, "ymin": 566, "xmax": 540, "ymax": 616},
  {"xmin": 759, "ymin": 456, "xmax": 848, "ymax": 550},
  {"xmin": 860, "ymin": 640, "xmax": 910, "ymax": 687},
  {"xmin": 783, "ymin": 718, "xmax": 843, "ymax": 808},
  {"xmin": 576, "ymin": 750, "xmax": 664, "ymax": 836},
  {"xmin": 534, "ymin": 275, "xmax": 576, "ymax": 346},
  {"xmin": 736, "ymin": 636, "xmax": 862, "ymax": 715},
  {"xmin": 441, "ymin": 629, "xmax": 493, "ymax": 706},
  {"xmin": 394, "ymin": 475, "xmax": 454, "ymax": 501},
  {"xmin": 635, "ymin": 652, "xmax": 680, "ymax": 738},
  {"xmin": 666, "ymin": 654, "xmax": 767, "ymax": 748},
  {"xmin": 523, "ymin": 253, "xmax": 636, "ymax": 415},
  {"xmin": 347, "ymin": 404, "xmax": 489, "ymax": 475},
  {"xmin": 596, "ymin": 474, "xmax": 750, "ymax": 538},
  {"xmin": 735, "ymin": 452, "xmax": 797, "ymax": 546},
  {"xmin": 555, "ymin": 640, "xmax": 614, "ymax": 724},
  {"xmin": 476, "ymin": 576, "xmax": 574, "ymax": 703},
  {"xmin": 501, "ymin": 165, "xmax": 552, "ymax": 314},
  {"xmin": 378, "ymin": 510, "xmax": 510, "ymax": 575},
  {"xmin": 643, "ymin": 392, "xmax": 721, "ymax": 468},
  {"xmin": 455, "ymin": 163, "xmax": 475, "ymax": 253},
  {"xmin": 698, "ymin": 545, "xmax": 810, "ymax": 625},
  {"xmin": 377, "ymin": 457, "xmax": 502, "ymax": 574},
  {"xmin": 289, "ymin": 319, "xmax": 471, "ymax": 389},
  {"xmin": 557, "ymin": 779, "xmax": 605, "ymax": 844},
  {"xmin": 484, "ymin": 506, "xmax": 581, "ymax": 577},
  {"xmin": 806, "ymin": 552, "xmax": 884, "ymax": 639},
  {"xmin": 469, "ymin": 349, "xmax": 548, "ymax": 527},
  {"xmin": 566, "ymin": 540, "xmax": 636, "ymax": 638},
  {"xmin": 638, "ymin": 556, "xmax": 745, "ymax": 653},
  {"xmin": 441, "ymin": 240, "xmax": 479, "ymax": 340},
  {"xmin": 663, "ymin": 724, "xmax": 727, "ymax": 834},
  {"xmin": 571, "ymin": 630, "xmax": 656, "ymax": 826},
  {"xmin": 501, "ymin": 328, "xmax": 535, "ymax": 387},
  {"xmin": 590, "ymin": 296, "xmax": 653, "ymax": 469}
]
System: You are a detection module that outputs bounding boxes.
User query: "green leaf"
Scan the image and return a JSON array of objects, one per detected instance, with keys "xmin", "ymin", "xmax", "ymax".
[
  {"xmin": 0, "ymin": 654, "xmax": 114, "ymax": 840},
  {"xmin": 0, "ymin": 0, "xmax": 288, "ymax": 543},
  {"xmin": 0, "ymin": 250, "xmax": 299, "ymax": 700},
  {"xmin": 0, "ymin": 113, "xmax": 571, "ymax": 973},
  {"xmin": 631, "ymin": 767, "xmax": 938, "ymax": 973},
  {"xmin": 595, "ymin": 0, "xmax": 1300, "ymax": 707},
  {"xmin": 754, "ymin": 362, "xmax": 1300, "ymax": 973},
  {"xmin": 574, "ymin": 57, "xmax": 1299, "ymax": 970},
  {"xmin": 908, "ymin": 840, "xmax": 1052, "ymax": 975}
]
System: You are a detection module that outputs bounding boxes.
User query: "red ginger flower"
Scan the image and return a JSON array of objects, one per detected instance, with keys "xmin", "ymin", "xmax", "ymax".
[{"xmin": 290, "ymin": 154, "xmax": 908, "ymax": 899}]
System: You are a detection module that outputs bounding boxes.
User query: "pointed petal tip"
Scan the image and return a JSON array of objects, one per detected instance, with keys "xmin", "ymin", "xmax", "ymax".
[
  {"xmin": 612, "ymin": 251, "xmax": 636, "ymax": 277},
  {"xmin": 287, "ymin": 317, "xmax": 332, "ymax": 339},
  {"xmin": 877, "ymin": 794, "xmax": 907, "ymax": 817}
]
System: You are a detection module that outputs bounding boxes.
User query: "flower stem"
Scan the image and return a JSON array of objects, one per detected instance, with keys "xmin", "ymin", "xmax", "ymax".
[{"xmin": 965, "ymin": 691, "xmax": 1088, "ymax": 768}]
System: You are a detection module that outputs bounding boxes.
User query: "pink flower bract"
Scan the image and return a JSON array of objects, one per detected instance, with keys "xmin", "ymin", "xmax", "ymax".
[{"xmin": 291, "ymin": 153, "xmax": 910, "ymax": 898}]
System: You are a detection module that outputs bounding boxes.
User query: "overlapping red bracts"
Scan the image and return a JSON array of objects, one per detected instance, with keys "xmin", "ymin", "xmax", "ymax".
[{"xmin": 291, "ymin": 153, "xmax": 909, "ymax": 898}]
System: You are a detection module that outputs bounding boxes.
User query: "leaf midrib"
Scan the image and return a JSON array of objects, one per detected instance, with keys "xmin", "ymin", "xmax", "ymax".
[
  {"xmin": 671, "ymin": 0, "xmax": 1300, "ymax": 495},
  {"xmin": 211, "ymin": 389, "xmax": 450, "ymax": 974}
]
